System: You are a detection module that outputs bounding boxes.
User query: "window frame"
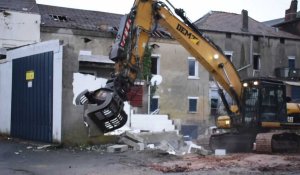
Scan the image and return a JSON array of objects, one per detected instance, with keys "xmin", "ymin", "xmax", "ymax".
[
  {"xmin": 253, "ymin": 53, "xmax": 261, "ymax": 70},
  {"xmin": 151, "ymin": 54, "xmax": 160, "ymax": 75},
  {"xmin": 224, "ymin": 51, "xmax": 233, "ymax": 62},
  {"xmin": 188, "ymin": 96, "xmax": 198, "ymax": 113},
  {"xmin": 288, "ymin": 56, "xmax": 296, "ymax": 69},
  {"xmin": 188, "ymin": 57, "xmax": 199, "ymax": 79},
  {"xmin": 150, "ymin": 96, "xmax": 160, "ymax": 113}
]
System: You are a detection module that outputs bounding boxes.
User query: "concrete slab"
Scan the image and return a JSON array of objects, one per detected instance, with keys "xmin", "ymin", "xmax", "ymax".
[
  {"xmin": 137, "ymin": 131, "xmax": 182, "ymax": 145},
  {"xmin": 120, "ymin": 137, "xmax": 144, "ymax": 151},
  {"xmin": 124, "ymin": 131, "xmax": 144, "ymax": 143}
]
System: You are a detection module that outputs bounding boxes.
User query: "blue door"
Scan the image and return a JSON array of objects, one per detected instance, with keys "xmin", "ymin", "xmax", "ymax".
[{"xmin": 11, "ymin": 52, "xmax": 53, "ymax": 142}]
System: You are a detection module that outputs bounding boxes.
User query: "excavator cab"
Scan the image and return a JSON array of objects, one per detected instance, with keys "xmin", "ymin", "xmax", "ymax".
[
  {"xmin": 240, "ymin": 78, "xmax": 287, "ymax": 129},
  {"xmin": 211, "ymin": 78, "xmax": 289, "ymax": 152}
]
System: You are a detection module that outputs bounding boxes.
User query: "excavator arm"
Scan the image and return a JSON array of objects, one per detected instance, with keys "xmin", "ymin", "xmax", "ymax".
[{"xmin": 75, "ymin": 0, "xmax": 244, "ymax": 133}]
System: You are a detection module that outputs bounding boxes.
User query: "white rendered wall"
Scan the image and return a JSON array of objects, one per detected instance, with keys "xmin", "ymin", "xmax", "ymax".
[{"xmin": 0, "ymin": 10, "xmax": 40, "ymax": 48}]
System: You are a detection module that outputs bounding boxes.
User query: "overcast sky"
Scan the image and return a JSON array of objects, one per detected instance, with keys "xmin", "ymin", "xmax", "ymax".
[{"xmin": 36, "ymin": 0, "xmax": 299, "ymax": 22}]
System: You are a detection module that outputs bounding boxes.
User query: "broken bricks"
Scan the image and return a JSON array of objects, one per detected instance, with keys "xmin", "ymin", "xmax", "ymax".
[{"xmin": 119, "ymin": 131, "xmax": 145, "ymax": 151}]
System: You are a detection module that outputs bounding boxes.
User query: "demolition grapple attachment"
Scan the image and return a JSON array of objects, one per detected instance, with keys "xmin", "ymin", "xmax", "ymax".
[{"xmin": 75, "ymin": 84, "xmax": 128, "ymax": 133}]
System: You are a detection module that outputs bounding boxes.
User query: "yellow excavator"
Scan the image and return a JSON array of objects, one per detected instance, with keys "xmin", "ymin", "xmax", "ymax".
[{"xmin": 76, "ymin": 0, "xmax": 300, "ymax": 153}]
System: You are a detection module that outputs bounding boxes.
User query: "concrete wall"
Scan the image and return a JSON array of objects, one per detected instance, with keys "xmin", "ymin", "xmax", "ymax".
[
  {"xmin": 130, "ymin": 114, "xmax": 176, "ymax": 132},
  {"xmin": 0, "ymin": 10, "xmax": 40, "ymax": 48},
  {"xmin": 150, "ymin": 39, "xmax": 210, "ymax": 126},
  {"xmin": 203, "ymin": 32, "xmax": 300, "ymax": 79},
  {"xmin": 41, "ymin": 28, "xmax": 119, "ymax": 145}
]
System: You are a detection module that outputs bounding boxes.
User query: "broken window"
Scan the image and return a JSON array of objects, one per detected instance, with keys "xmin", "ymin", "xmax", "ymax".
[
  {"xmin": 49, "ymin": 14, "xmax": 68, "ymax": 22},
  {"xmin": 253, "ymin": 54, "xmax": 261, "ymax": 70},
  {"xmin": 151, "ymin": 56, "xmax": 158, "ymax": 75},
  {"xmin": 188, "ymin": 97, "xmax": 198, "ymax": 113},
  {"xmin": 188, "ymin": 57, "xmax": 198, "ymax": 79}
]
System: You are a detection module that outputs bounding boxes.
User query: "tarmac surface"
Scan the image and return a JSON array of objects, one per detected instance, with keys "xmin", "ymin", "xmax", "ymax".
[{"xmin": 1, "ymin": 136, "xmax": 300, "ymax": 175}]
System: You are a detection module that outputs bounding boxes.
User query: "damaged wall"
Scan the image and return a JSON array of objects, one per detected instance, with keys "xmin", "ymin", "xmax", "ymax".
[
  {"xmin": 41, "ymin": 28, "xmax": 119, "ymax": 145},
  {"xmin": 0, "ymin": 10, "xmax": 40, "ymax": 48},
  {"xmin": 40, "ymin": 27, "xmax": 211, "ymax": 143}
]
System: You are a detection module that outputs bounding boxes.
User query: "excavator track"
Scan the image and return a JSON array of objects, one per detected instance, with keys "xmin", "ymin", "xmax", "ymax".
[
  {"xmin": 209, "ymin": 133, "xmax": 256, "ymax": 153},
  {"xmin": 255, "ymin": 132, "xmax": 275, "ymax": 153},
  {"xmin": 255, "ymin": 131, "xmax": 300, "ymax": 153}
]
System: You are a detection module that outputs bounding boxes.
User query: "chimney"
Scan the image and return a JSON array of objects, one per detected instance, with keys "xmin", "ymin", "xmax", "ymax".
[
  {"xmin": 241, "ymin": 10, "xmax": 248, "ymax": 32},
  {"xmin": 285, "ymin": 0, "xmax": 298, "ymax": 21}
]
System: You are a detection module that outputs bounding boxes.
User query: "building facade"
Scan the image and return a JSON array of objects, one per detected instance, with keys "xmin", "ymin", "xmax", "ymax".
[{"xmin": 194, "ymin": 10, "xmax": 300, "ymax": 116}]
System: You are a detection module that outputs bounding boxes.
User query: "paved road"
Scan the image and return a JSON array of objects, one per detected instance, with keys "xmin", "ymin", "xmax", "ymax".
[
  {"xmin": 1, "ymin": 137, "xmax": 299, "ymax": 175},
  {"xmin": 0, "ymin": 137, "xmax": 164, "ymax": 175}
]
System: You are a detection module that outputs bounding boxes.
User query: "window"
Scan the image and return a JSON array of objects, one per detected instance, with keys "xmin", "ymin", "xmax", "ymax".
[
  {"xmin": 253, "ymin": 36, "xmax": 259, "ymax": 41},
  {"xmin": 150, "ymin": 96, "xmax": 159, "ymax": 113},
  {"xmin": 280, "ymin": 38, "xmax": 285, "ymax": 44},
  {"xmin": 288, "ymin": 56, "xmax": 295, "ymax": 68},
  {"xmin": 224, "ymin": 51, "xmax": 233, "ymax": 62},
  {"xmin": 188, "ymin": 57, "xmax": 198, "ymax": 79},
  {"xmin": 210, "ymin": 98, "xmax": 218, "ymax": 115},
  {"xmin": 226, "ymin": 33, "xmax": 232, "ymax": 39},
  {"xmin": 0, "ymin": 49, "xmax": 6, "ymax": 60},
  {"xmin": 151, "ymin": 54, "xmax": 160, "ymax": 75},
  {"xmin": 253, "ymin": 54, "xmax": 261, "ymax": 70},
  {"xmin": 188, "ymin": 97, "xmax": 198, "ymax": 113},
  {"xmin": 0, "ymin": 54, "xmax": 6, "ymax": 60}
]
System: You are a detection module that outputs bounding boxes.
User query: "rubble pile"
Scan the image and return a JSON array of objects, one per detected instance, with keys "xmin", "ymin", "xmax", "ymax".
[{"xmin": 113, "ymin": 131, "xmax": 211, "ymax": 156}]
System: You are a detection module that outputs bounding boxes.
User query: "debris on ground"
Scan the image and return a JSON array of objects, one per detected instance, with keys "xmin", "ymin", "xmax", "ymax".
[
  {"xmin": 119, "ymin": 131, "xmax": 145, "ymax": 151},
  {"xmin": 37, "ymin": 144, "xmax": 52, "ymax": 150},
  {"xmin": 118, "ymin": 131, "xmax": 211, "ymax": 156},
  {"xmin": 107, "ymin": 145, "xmax": 128, "ymax": 153},
  {"xmin": 149, "ymin": 153, "xmax": 300, "ymax": 173},
  {"xmin": 215, "ymin": 149, "xmax": 226, "ymax": 156}
]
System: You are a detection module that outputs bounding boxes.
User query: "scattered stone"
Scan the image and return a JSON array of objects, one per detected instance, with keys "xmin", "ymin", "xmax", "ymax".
[
  {"xmin": 107, "ymin": 145, "xmax": 128, "ymax": 153},
  {"xmin": 156, "ymin": 140, "xmax": 177, "ymax": 155},
  {"xmin": 37, "ymin": 145, "xmax": 52, "ymax": 150},
  {"xmin": 26, "ymin": 146, "xmax": 33, "ymax": 149},
  {"xmin": 119, "ymin": 131, "xmax": 145, "ymax": 151},
  {"xmin": 215, "ymin": 149, "xmax": 226, "ymax": 156},
  {"xmin": 147, "ymin": 144, "xmax": 155, "ymax": 149}
]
